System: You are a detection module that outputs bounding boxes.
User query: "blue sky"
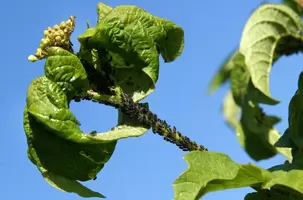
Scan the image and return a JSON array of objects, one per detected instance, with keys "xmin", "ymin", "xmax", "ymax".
[{"xmin": 1, "ymin": 0, "xmax": 302, "ymax": 199}]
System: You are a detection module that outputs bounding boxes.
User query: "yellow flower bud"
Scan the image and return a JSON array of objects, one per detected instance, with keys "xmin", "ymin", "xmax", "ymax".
[
  {"xmin": 58, "ymin": 30, "xmax": 65, "ymax": 36},
  {"xmin": 54, "ymin": 25, "xmax": 60, "ymax": 31},
  {"xmin": 60, "ymin": 21, "xmax": 66, "ymax": 28},
  {"xmin": 55, "ymin": 35, "xmax": 62, "ymax": 42},
  {"xmin": 64, "ymin": 27, "xmax": 71, "ymax": 33},
  {"xmin": 36, "ymin": 48, "xmax": 43, "ymax": 56},
  {"xmin": 66, "ymin": 19, "xmax": 72, "ymax": 25},
  {"xmin": 43, "ymin": 30, "xmax": 49, "ymax": 36},
  {"xmin": 28, "ymin": 55, "xmax": 38, "ymax": 62},
  {"xmin": 40, "ymin": 38, "xmax": 50, "ymax": 48}
]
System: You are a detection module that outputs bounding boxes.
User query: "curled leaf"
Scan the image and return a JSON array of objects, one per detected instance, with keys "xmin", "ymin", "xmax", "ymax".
[
  {"xmin": 240, "ymin": 4, "xmax": 303, "ymax": 101},
  {"xmin": 24, "ymin": 44, "xmax": 150, "ymax": 197},
  {"xmin": 78, "ymin": 5, "xmax": 184, "ymax": 101}
]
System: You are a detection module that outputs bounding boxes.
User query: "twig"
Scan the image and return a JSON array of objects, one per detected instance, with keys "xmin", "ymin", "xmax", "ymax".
[{"xmin": 78, "ymin": 90, "xmax": 208, "ymax": 152}]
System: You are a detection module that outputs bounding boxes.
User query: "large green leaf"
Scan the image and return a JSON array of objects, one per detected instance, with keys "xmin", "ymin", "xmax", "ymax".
[
  {"xmin": 240, "ymin": 4, "xmax": 303, "ymax": 101},
  {"xmin": 173, "ymin": 151, "xmax": 303, "ymax": 200}
]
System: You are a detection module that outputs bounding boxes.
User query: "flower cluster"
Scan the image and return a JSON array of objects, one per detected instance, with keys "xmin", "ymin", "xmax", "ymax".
[{"xmin": 28, "ymin": 16, "xmax": 76, "ymax": 62}]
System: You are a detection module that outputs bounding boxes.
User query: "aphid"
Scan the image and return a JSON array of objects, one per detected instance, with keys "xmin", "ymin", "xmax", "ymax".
[
  {"xmin": 89, "ymin": 130, "xmax": 97, "ymax": 136},
  {"xmin": 93, "ymin": 176, "xmax": 97, "ymax": 180}
]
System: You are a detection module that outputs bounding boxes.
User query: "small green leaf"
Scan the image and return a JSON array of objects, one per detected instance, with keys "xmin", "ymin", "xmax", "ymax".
[
  {"xmin": 208, "ymin": 50, "xmax": 239, "ymax": 94},
  {"xmin": 240, "ymin": 4, "xmax": 303, "ymax": 101},
  {"xmin": 45, "ymin": 47, "xmax": 89, "ymax": 91}
]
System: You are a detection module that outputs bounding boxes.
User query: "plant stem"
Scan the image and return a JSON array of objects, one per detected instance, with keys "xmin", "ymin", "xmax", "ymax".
[{"xmin": 80, "ymin": 90, "xmax": 208, "ymax": 152}]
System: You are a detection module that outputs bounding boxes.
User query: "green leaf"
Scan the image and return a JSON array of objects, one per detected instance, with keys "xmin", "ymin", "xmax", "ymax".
[
  {"xmin": 45, "ymin": 47, "xmax": 89, "ymax": 91},
  {"xmin": 24, "ymin": 92, "xmax": 149, "ymax": 193},
  {"xmin": 287, "ymin": 89, "xmax": 303, "ymax": 167},
  {"xmin": 221, "ymin": 91, "xmax": 279, "ymax": 160},
  {"xmin": 208, "ymin": 50, "xmax": 239, "ymax": 94},
  {"xmin": 284, "ymin": 0, "xmax": 303, "ymax": 16},
  {"xmin": 239, "ymin": 101, "xmax": 292, "ymax": 161},
  {"xmin": 97, "ymin": 2, "xmax": 113, "ymax": 24},
  {"xmin": 230, "ymin": 54, "xmax": 279, "ymax": 105},
  {"xmin": 225, "ymin": 65, "xmax": 291, "ymax": 160},
  {"xmin": 173, "ymin": 151, "xmax": 302, "ymax": 200},
  {"xmin": 221, "ymin": 92, "xmax": 291, "ymax": 161},
  {"xmin": 43, "ymin": 173, "xmax": 105, "ymax": 198},
  {"xmin": 99, "ymin": 5, "xmax": 184, "ymax": 62},
  {"xmin": 173, "ymin": 151, "xmax": 270, "ymax": 200},
  {"xmin": 78, "ymin": 4, "xmax": 184, "ymax": 101},
  {"xmin": 27, "ymin": 141, "xmax": 105, "ymax": 198},
  {"xmin": 245, "ymin": 190, "xmax": 289, "ymax": 200},
  {"xmin": 24, "ymin": 107, "xmax": 116, "ymax": 181},
  {"xmin": 240, "ymin": 4, "xmax": 303, "ymax": 101},
  {"xmin": 87, "ymin": 106, "xmax": 150, "ymax": 141},
  {"xmin": 236, "ymin": 122, "xmax": 278, "ymax": 161},
  {"xmin": 287, "ymin": 90, "xmax": 302, "ymax": 149}
]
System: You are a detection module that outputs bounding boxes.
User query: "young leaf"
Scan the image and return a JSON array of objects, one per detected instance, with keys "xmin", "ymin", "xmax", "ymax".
[
  {"xmin": 45, "ymin": 47, "xmax": 90, "ymax": 91},
  {"xmin": 100, "ymin": 5, "xmax": 184, "ymax": 62},
  {"xmin": 240, "ymin": 4, "xmax": 303, "ymax": 101},
  {"xmin": 79, "ymin": 5, "xmax": 184, "ymax": 101},
  {"xmin": 97, "ymin": 2, "xmax": 113, "ymax": 23}
]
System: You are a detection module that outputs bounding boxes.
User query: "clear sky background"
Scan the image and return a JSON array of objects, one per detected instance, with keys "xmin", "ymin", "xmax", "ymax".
[{"xmin": 1, "ymin": 0, "xmax": 301, "ymax": 199}]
